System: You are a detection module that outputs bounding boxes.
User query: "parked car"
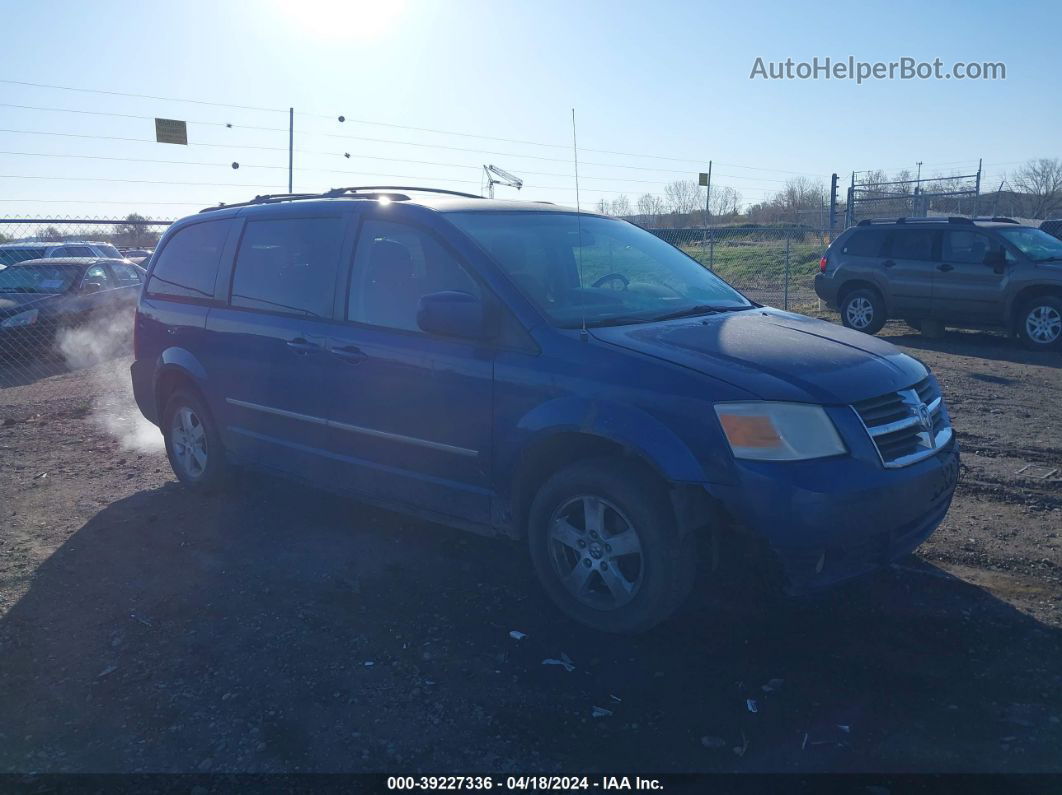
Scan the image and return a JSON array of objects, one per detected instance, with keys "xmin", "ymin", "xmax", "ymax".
[
  {"xmin": 0, "ymin": 257, "xmax": 144, "ymax": 360},
  {"xmin": 815, "ymin": 217, "xmax": 1062, "ymax": 350},
  {"xmin": 131, "ymin": 187, "xmax": 958, "ymax": 633},
  {"xmin": 1039, "ymin": 219, "xmax": 1062, "ymax": 242},
  {"xmin": 0, "ymin": 240, "xmax": 129, "ymax": 269},
  {"xmin": 119, "ymin": 247, "xmax": 154, "ymax": 265}
]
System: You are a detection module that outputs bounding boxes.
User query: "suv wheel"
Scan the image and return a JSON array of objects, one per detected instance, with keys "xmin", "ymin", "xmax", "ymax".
[
  {"xmin": 162, "ymin": 388, "xmax": 229, "ymax": 489},
  {"xmin": 840, "ymin": 288, "xmax": 886, "ymax": 335},
  {"xmin": 528, "ymin": 459, "xmax": 696, "ymax": 634},
  {"xmin": 1018, "ymin": 297, "xmax": 1062, "ymax": 351}
]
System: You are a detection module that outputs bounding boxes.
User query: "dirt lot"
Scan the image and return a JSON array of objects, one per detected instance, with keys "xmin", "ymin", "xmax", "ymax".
[{"xmin": 0, "ymin": 322, "xmax": 1060, "ymax": 773}]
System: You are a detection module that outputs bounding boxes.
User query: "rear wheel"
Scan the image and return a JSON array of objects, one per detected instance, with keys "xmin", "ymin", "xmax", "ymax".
[
  {"xmin": 162, "ymin": 388, "xmax": 229, "ymax": 489},
  {"xmin": 528, "ymin": 459, "xmax": 696, "ymax": 634},
  {"xmin": 840, "ymin": 288, "xmax": 886, "ymax": 335},
  {"xmin": 1018, "ymin": 296, "xmax": 1062, "ymax": 351}
]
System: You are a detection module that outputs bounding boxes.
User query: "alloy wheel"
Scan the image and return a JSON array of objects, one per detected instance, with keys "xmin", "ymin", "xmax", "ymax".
[
  {"xmin": 547, "ymin": 495, "xmax": 644, "ymax": 610},
  {"xmin": 1025, "ymin": 305, "xmax": 1062, "ymax": 344},
  {"xmin": 846, "ymin": 296, "xmax": 874, "ymax": 330},
  {"xmin": 170, "ymin": 406, "xmax": 208, "ymax": 480}
]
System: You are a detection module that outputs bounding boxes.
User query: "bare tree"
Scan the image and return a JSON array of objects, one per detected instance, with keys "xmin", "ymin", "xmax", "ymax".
[
  {"xmin": 636, "ymin": 193, "xmax": 665, "ymax": 225},
  {"xmin": 595, "ymin": 198, "xmax": 610, "ymax": 215},
  {"xmin": 664, "ymin": 180, "xmax": 701, "ymax": 215},
  {"xmin": 610, "ymin": 194, "xmax": 632, "ymax": 218},
  {"xmin": 1011, "ymin": 158, "xmax": 1062, "ymax": 219},
  {"xmin": 709, "ymin": 186, "xmax": 742, "ymax": 218},
  {"xmin": 113, "ymin": 213, "xmax": 159, "ymax": 247},
  {"xmin": 34, "ymin": 225, "xmax": 63, "ymax": 241}
]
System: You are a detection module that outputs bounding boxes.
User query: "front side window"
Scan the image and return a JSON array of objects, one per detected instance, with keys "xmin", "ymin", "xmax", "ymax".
[
  {"xmin": 998, "ymin": 226, "xmax": 1062, "ymax": 263},
  {"xmin": 148, "ymin": 220, "xmax": 233, "ymax": 300},
  {"xmin": 82, "ymin": 264, "xmax": 114, "ymax": 290},
  {"xmin": 888, "ymin": 229, "xmax": 936, "ymax": 261},
  {"xmin": 347, "ymin": 219, "xmax": 480, "ymax": 332},
  {"xmin": 447, "ymin": 212, "xmax": 750, "ymax": 328},
  {"xmin": 231, "ymin": 217, "xmax": 345, "ymax": 317},
  {"xmin": 943, "ymin": 231, "xmax": 997, "ymax": 264}
]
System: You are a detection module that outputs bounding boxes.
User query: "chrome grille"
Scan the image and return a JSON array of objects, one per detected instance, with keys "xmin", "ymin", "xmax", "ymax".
[{"xmin": 852, "ymin": 377, "xmax": 953, "ymax": 468}]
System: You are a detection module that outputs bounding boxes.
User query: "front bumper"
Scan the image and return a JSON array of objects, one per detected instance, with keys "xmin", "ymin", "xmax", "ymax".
[{"xmin": 709, "ymin": 442, "xmax": 959, "ymax": 594}]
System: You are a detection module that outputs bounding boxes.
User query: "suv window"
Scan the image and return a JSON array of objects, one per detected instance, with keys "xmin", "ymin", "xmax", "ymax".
[
  {"xmin": 147, "ymin": 220, "xmax": 233, "ymax": 300},
  {"xmin": 95, "ymin": 243, "xmax": 124, "ymax": 259},
  {"xmin": 109, "ymin": 261, "xmax": 143, "ymax": 286},
  {"xmin": 0, "ymin": 246, "xmax": 48, "ymax": 266},
  {"xmin": 57, "ymin": 245, "xmax": 95, "ymax": 258},
  {"xmin": 942, "ymin": 230, "xmax": 997, "ymax": 264},
  {"xmin": 888, "ymin": 229, "xmax": 936, "ymax": 261},
  {"xmin": 231, "ymin": 217, "xmax": 345, "ymax": 317},
  {"xmin": 843, "ymin": 229, "xmax": 887, "ymax": 257},
  {"xmin": 347, "ymin": 219, "xmax": 480, "ymax": 332}
]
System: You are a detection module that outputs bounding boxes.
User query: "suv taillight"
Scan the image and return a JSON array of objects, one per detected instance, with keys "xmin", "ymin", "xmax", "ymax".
[{"xmin": 819, "ymin": 255, "xmax": 828, "ymax": 273}]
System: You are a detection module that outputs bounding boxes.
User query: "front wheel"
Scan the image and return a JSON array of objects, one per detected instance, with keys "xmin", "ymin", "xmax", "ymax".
[
  {"xmin": 840, "ymin": 288, "xmax": 886, "ymax": 335},
  {"xmin": 528, "ymin": 459, "xmax": 696, "ymax": 634},
  {"xmin": 1018, "ymin": 296, "xmax": 1062, "ymax": 351}
]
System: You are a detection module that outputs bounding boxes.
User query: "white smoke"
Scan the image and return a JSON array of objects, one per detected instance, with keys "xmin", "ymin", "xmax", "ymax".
[{"xmin": 56, "ymin": 310, "xmax": 164, "ymax": 453}]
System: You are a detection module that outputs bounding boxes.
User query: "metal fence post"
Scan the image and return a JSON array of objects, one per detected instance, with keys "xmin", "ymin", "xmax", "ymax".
[
  {"xmin": 783, "ymin": 233, "xmax": 790, "ymax": 310},
  {"xmin": 708, "ymin": 230, "xmax": 715, "ymax": 270}
]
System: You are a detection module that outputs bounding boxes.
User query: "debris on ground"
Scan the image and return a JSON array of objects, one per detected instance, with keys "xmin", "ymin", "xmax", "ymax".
[
  {"xmin": 542, "ymin": 653, "xmax": 575, "ymax": 672},
  {"xmin": 609, "ymin": 694, "xmax": 622, "ymax": 703},
  {"xmin": 508, "ymin": 630, "xmax": 527, "ymax": 640},
  {"xmin": 591, "ymin": 706, "xmax": 613, "ymax": 718},
  {"xmin": 746, "ymin": 698, "xmax": 759, "ymax": 713},
  {"xmin": 97, "ymin": 665, "xmax": 117, "ymax": 678}
]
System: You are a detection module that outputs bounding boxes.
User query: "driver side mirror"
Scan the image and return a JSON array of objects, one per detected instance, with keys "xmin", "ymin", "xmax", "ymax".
[
  {"xmin": 983, "ymin": 249, "xmax": 1006, "ymax": 268},
  {"xmin": 81, "ymin": 281, "xmax": 104, "ymax": 294},
  {"xmin": 417, "ymin": 291, "xmax": 488, "ymax": 339}
]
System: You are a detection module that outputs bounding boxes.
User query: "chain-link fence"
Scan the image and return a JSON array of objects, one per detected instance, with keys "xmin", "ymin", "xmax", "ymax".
[
  {"xmin": 647, "ymin": 226, "xmax": 835, "ymax": 313},
  {"xmin": 0, "ymin": 217, "xmax": 172, "ymax": 391}
]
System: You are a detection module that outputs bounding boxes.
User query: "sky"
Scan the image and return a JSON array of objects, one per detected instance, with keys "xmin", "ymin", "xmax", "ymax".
[{"xmin": 1, "ymin": 0, "xmax": 1059, "ymax": 220}]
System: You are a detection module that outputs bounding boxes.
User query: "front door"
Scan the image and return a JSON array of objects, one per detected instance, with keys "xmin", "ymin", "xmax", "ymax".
[
  {"xmin": 883, "ymin": 228, "xmax": 939, "ymax": 315},
  {"xmin": 321, "ymin": 210, "xmax": 494, "ymax": 524},
  {"xmin": 933, "ymin": 229, "xmax": 1008, "ymax": 323}
]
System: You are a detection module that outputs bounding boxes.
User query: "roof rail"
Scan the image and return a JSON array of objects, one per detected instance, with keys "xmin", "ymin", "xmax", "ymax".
[
  {"xmin": 971, "ymin": 216, "xmax": 1019, "ymax": 224},
  {"xmin": 199, "ymin": 185, "xmax": 485, "ymax": 213},
  {"xmin": 856, "ymin": 216, "xmax": 975, "ymax": 226}
]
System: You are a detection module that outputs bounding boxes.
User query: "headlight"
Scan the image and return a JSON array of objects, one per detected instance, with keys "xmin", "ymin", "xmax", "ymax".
[
  {"xmin": 1, "ymin": 309, "xmax": 39, "ymax": 328},
  {"xmin": 714, "ymin": 402, "xmax": 846, "ymax": 461}
]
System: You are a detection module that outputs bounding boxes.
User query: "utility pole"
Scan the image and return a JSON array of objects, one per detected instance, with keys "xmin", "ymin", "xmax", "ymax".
[
  {"xmin": 699, "ymin": 162, "xmax": 713, "ymax": 266},
  {"xmin": 288, "ymin": 107, "xmax": 294, "ymax": 193},
  {"xmin": 916, "ymin": 160, "xmax": 923, "ymax": 182},
  {"xmin": 829, "ymin": 173, "xmax": 838, "ymax": 234}
]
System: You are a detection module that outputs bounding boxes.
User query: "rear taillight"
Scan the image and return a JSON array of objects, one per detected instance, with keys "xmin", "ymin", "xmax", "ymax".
[{"xmin": 819, "ymin": 255, "xmax": 828, "ymax": 273}]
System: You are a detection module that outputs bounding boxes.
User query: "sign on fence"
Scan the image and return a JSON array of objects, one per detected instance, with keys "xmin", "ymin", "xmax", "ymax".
[{"xmin": 154, "ymin": 118, "xmax": 188, "ymax": 145}]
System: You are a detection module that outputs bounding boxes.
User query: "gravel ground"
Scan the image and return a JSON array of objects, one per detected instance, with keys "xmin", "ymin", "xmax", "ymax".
[{"xmin": 0, "ymin": 320, "xmax": 1060, "ymax": 773}]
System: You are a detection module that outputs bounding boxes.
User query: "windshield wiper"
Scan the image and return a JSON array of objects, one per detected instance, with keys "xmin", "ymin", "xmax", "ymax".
[{"xmin": 649, "ymin": 304, "xmax": 751, "ymax": 322}]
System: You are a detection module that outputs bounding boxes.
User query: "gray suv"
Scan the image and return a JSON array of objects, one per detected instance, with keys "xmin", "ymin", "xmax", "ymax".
[{"xmin": 815, "ymin": 217, "xmax": 1062, "ymax": 350}]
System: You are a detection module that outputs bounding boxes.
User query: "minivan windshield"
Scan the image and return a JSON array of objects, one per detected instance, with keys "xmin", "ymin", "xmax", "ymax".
[
  {"xmin": 448, "ymin": 212, "xmax": 752, "ymax": 327},
  {"xmin": 997, "ymin": 226, "xmax": 1062, "ymax": 262}
]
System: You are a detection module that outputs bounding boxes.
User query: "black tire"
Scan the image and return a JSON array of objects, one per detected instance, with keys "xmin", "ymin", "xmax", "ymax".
[
  {"xmin": 528, "ymin": 458, "xmax": 697, "ymax": 634},
  {"xmin": 162, "ymin": 388, "xmax": 230, "ymax": 490},
  {"xmin": 1017, "ymin": 296, "xmax": 1062, "ymax": 351},
  {"xmin": 903, "ymin": 318, "xmax": 922, "ymax": 332},
  {"xmin": 840, "ymin": 288, "xmax": 887, "ymax": 335}
]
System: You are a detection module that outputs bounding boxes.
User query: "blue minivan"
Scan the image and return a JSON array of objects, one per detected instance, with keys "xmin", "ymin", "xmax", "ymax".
[{"xmin": 131, "ymin": 187, "xmax": 959, "ymax": 632}]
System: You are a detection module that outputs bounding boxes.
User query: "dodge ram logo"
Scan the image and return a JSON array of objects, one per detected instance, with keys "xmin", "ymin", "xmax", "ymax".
[{"xmin": 916, "ymin": 402, "xmax": 933, "ymax": 434}]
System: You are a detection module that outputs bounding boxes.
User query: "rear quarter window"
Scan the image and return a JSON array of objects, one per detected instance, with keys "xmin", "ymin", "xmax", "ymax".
[
  {"xmin": 841, "ymin": 229, "xmax": 887, "ymax": 257},
  {"xmin": 147, "ymin": 220, "xmax": 234, "ymax": 300}
]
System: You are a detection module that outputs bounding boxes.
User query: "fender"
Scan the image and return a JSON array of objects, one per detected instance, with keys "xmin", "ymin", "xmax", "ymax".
[
  {"xmin": 500, "ymin": 394, "xmax": 708, "ymax": 489},
  {"xmin": 152, "ymin": 346, "xmax": 210, "ymax": 416}
]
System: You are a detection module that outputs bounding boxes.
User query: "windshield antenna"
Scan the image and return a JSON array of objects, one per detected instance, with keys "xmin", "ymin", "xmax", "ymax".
[{"xmin": 571, "ymin": 108, "xmax": 587, "ymax": 339}]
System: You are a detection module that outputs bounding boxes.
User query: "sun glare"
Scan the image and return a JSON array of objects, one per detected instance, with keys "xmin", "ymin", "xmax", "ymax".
[{"xmin": 275, "ymin": 0, "xmax": 406, "ymax": 40}]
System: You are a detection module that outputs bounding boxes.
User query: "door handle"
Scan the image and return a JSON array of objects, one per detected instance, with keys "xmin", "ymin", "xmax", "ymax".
[
  {"xmin": 286, "ymin": 337, "xmax": 321, "ymax": 354},
  {"xmin": 937, "ymin": 263, "xmax": 954, "ymax": 272},
  {"xmin": 330, "ymin": 344, "xmax": 366, "ymax": 363},
  {"xmin": 882, "ymin": 259, "xmax": 895, "ymax": 268}
]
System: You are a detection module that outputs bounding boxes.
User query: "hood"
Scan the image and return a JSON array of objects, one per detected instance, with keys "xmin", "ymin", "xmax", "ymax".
[
  {"xmin": 590, "ymin": 307, "xmax": 927, "ymax": 404},
  {"xmin": 0, "ymin": 292, "xmax": 61, "ymax": 317}
]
